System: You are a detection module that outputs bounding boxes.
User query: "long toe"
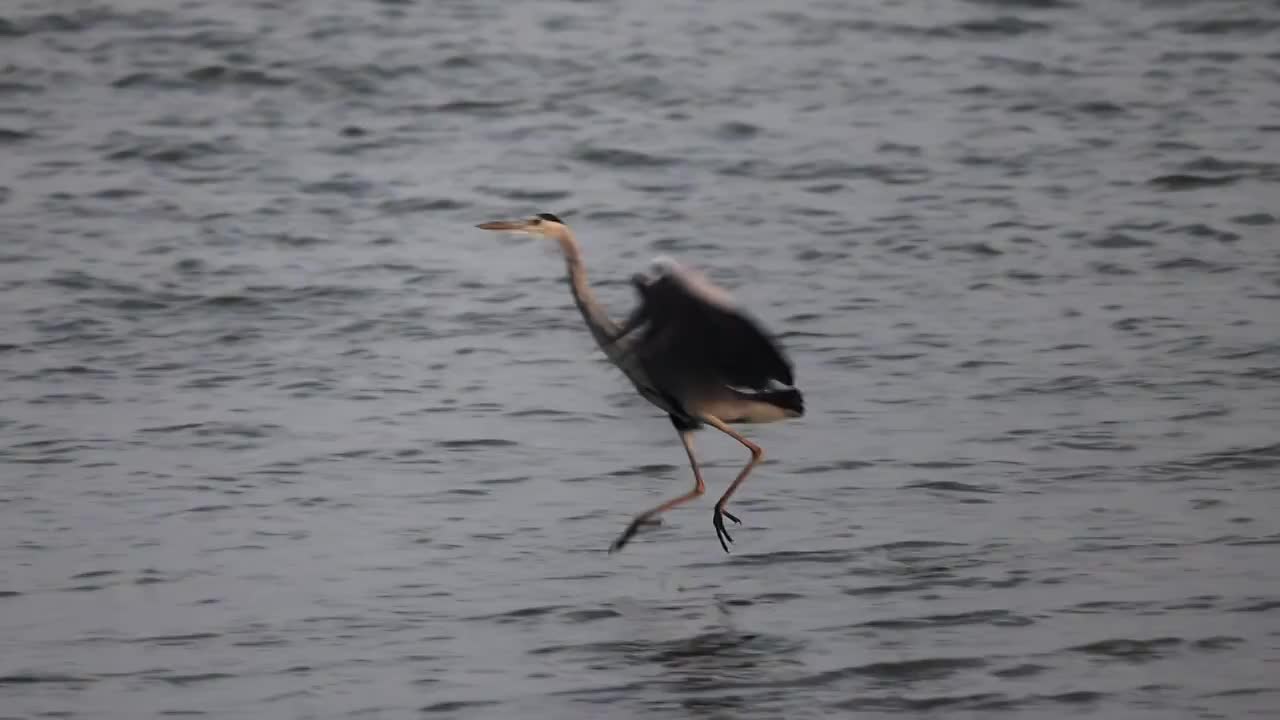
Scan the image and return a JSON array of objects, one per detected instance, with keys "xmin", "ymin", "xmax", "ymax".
[
  {"xmin": 721, "ymin": 508, "xmax": 741, "ymax": 525},
  {"xmin": 713, "ymin": 510, "xmax": 734, "ymax": 553}
]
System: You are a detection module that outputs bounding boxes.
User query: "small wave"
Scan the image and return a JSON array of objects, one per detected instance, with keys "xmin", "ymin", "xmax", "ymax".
[
  {"xmin": 995, "ymin": 375, "xmax": 1104, "ymax": 398},
  {"xmin": 1090, "ymin": 232, "xmax": 1154, "ymax": 249},
  {"xmin": 816, "ymin": 656, "xmax": 989, "ymax": 685},
  {"xmin": 943, "ymin": 241, "xmax": 1003, "ymax": 256},
  {"xmin": 187, "ymin": 65, "xmax": 291, "ymax": 87},
  {"xmin": 1153, "ymin": 257, "xmax": 1227, "ymax": 272},
  {"xmin": 1159, "ymin": 50, "xmax": 1243, "ymax": 64},
  {"xmin": 1223, "ymin": 534, "xmax": 1280, "ymax": 547},
  {"xmin": 1168, "ymin": 18, "xmax": 1280, "ymax": 36},
  {"xmin": 1203, "ymin": 687, "xmax": 1280, "ymax": 698},
  {"xmin": 1148, "ymin": 174, "xmax": 1239, "ymax": 191},
  {"xmin": 1182, "ymin": 156, "xmax": 1280, "ymax": 176},
  {"xmin": 571, "ymin": 144, "xmax": 679, "ymax": 168},
  {"xmin": 271, "ymin": 233, "xmax": 330, "ymax": 248},
  {"xmin": 1193, "ymin": 636, "xmax": 1244, "ymax": 652},
  {"xmin": 793, "ymin": 459, "xmax": 875, "ymax": 474},
  {"xmin": 868, "ymin": 540, "xmax": 967, "ymax": 552},
  {"xmin": 194, "ymin": 285, "xmax": 372, "ymax": 310},
  {"xmin": 45, "ymin": 269, "xmax": 141, "ymax": 293},
  {"xmin": 1076, "ymin": 100, "xmax": 1127, "ymax": 116},
  {"xmin": 176, "ymin": 504, "xmax": 235, "ymax": 515},
  {"xmin": 1055, "ymin": 437, "xmax": 1136, "ymax": 451},
  {"xmin": 1231, "ymin": 212, "xmax": 1276, "ymax": 226},
  {"xmin": 304, "ymin": 63, "xmax": 420, "ymax": 95},
  {"xmin": 719, "ymin": 158, "xmax": 929, "ymax": 184},
  {"xmin": 906, "ymin": 480, "xmax": 998, "ymax": 493},
  {"xmin": 476, "ymin": 475, "xmax": 530, "ymax": 485},
  {"xmin": 963, "ymin": 0, "xmax": 1073, "ymax": 7},
  {"xmin": 156, "ymin": 673, "xmax": 237, "ymax": 686},
  {"xmin": 1232, "ymin": 599, "xmax": 1280, "ymax": 613},
  {"xmin": 1180, "ymin": 442, "xmax": 1280, "ymax": 472},
  {"xmin": 300, "ymin": 174, "xmax": 373, "ymax": 198},
  {"xmin": 561, "ymin": 608, "xmax": 621, "ymax": 623},
  {"xmin": 113, "ymin": 67, "xmax": 290, "ymax": 90},
  {"xmin": 843, "ymin": 582, "xmax": 932, "ymax": 597},
  {"xmin": 444, "ymin": 488, "xmax": 488, "ymax": 497},
  {"xmin": 378, "ymin": 197, "xmax": 467, "ymax": 214},
  {"xmin": 1091, "ymin": 261, "xmax": 1135, "ymax": 275},
  {"xmin": 0, "ymin": 127, "xmax": 34, "ymax": 144},
  {"xmin": 11, "ymin": 9, "xmax": 166, "ymax": 35},
  {"xmin": 991, "ymin": 663, "xmax": 1048, "ymax": 677},
  {"xmin": 476, "ymin": 185, "xmax": 571, "ymax": 202},
  {"xmin": 1173, "ymin": 223, "xmax": 1240, "ymax": 243},
  {"xmin": 466, "ymin": 604, "xmax": 566, "ymax": 623},
  {"xmin": 430, "ymin": 99, "xmax": 522, "ymax": 115},
  {"xmin": 0, "ymin": 673, "xmax": 94, "ymax": 685},
  {"xmin": 959, "ymin": 690, "xmax": 1107, "ymax": 709},
  {"xmin": 176, "ymin": 422, "xmax": 282, "ymax": 439},
  {"xmin": 1069, "ymin": 636, "xmax": 1182, "ymax": 660},
  {"xmin": 71, "ymin": 570, "xmax": 118, "ymax": 580},
  {"xmin": 0, "ymin": 79, "xmax": 42, "ymax": 94},
  {"xmin": 858, "ymin": 609, "xmax": 1032, "ymax": 629},
  {"xmin": 506, "ymin": 408, "xmax": 574, "ymax": 419},
  {"xmin": 128, "ymin": 632, "xmax": 222, "ymax": 646},
  {"xmin": 421, "ymin": 700, "xmax": 500, "ymax": 714},
  {"xmin": 15, "ymin": 365, "xmax": 113, "ymax": 380},
  {"xmin": 608, "ymin": 463, "xmax": 679, "ymax": 477},
  {"xmin": 1063, "ymin": 599, "xmax": 1156, "ymax": 614},
  {"xmin": 101, "ymin": 132, "xmax": 243, "ymax": 168},
  {"xmin": 907, "ymin": 459, "xmax": 974, "ymax": 469},
  {"xmin": 714, "ymin": 121, "xmax": 761, "ymax": 140},
  {"xmin": 836, "ymin": 692, "xmax": 1007, "ymax": 712},
  {"xmin": 1038, "ymin": 691, "xmax": 1107, "ymax": 705},
  {"xmin": 688, "ymin": 548, "xmax": 852, "ymax": 568},
  {"xmin": 932, "ymin": 17, "xmax": 1051, "ymax": 37},
  {"xmin": 436, "ymin": 438, "xmax": 518, "ymax": 449}
]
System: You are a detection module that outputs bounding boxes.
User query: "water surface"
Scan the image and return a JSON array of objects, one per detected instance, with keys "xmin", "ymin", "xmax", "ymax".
[{"xmin": 2, "ymin": 0, "xmax": 1279, "ymax": 717}]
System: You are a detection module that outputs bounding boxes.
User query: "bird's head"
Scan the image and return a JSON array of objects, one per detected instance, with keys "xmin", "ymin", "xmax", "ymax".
[{"xmin": 476, "ymin": 212, "xmax": 570, "ymax": 241}]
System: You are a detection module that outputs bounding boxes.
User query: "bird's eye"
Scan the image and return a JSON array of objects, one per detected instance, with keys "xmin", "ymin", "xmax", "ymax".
[{"xmin": 531, "ymin": 218, "xmax": 542, "ymax": 224}]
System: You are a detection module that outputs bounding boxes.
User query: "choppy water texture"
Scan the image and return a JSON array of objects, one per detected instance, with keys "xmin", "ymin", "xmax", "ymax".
[{"xmin": 2, "ymin": 0, "xmax": 1280, "ymax": 717}]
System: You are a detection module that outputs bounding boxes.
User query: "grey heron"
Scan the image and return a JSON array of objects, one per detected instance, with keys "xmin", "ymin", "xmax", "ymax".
[{"xmin": 476, "ymin": 213, "xmax": 804, "ymax": 553}]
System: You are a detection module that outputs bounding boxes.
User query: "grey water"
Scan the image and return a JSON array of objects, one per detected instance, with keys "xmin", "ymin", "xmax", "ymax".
[{"xmin": 2, "ymin": 0, "xmax": 1279, "ymax": 717}]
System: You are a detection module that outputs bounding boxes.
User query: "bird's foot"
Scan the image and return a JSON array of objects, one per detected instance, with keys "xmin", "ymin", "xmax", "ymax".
[
  {"xmin": 713, "ymin": 506, "xmax": 741, "ymax": 553},
  {"xmin": 608, "ymin": 515, "xmax": 661, "ymax": 554}
]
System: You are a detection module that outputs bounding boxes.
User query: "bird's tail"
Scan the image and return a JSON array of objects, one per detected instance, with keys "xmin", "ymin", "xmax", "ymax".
[{"xmin": 758, "ymin": 388, "xmax": 805, "ymax": 417}]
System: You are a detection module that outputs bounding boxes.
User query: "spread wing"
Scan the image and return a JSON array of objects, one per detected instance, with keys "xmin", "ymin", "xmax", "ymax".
[{"xmin": 631, "ymin": 264, "xmax": 794, "ymax": 389}]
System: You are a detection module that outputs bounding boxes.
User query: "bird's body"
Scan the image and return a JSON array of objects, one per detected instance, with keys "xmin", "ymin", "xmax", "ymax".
[
  {"xmin": 476, "ymin": 213, "xmax": 803, "ymax": 552},
  {"xmin": 611, "ymin": 259, "xmax": 803, "ymax": 427}
]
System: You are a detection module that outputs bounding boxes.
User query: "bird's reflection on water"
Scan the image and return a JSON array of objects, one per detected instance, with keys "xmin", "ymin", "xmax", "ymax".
[{"xmin": 542, "ymin": 594, "xmax": 809, "ymax": 716}]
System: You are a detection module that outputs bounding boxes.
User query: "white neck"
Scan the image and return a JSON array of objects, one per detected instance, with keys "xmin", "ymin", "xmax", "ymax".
[{"xmin": 552, "ymin": 226, "xmax": 621, "ymax": 357}]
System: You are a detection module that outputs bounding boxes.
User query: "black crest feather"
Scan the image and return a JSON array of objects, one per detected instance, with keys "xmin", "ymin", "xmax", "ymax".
[{"xmin": 536, "ymin": 212, "xmax": 563, "ymax": 223}]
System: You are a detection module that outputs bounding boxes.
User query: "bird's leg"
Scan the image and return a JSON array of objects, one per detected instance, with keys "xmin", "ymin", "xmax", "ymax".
[
  {"xmin": 700, "ymin": 415, "xmax": 764, "ymax": 553},
  {"xmin": 609, "ymin": 430, "xmax": 704, "ymax": 553}
]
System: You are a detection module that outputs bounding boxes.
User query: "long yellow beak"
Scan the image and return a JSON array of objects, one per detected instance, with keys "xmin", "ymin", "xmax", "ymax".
[{"xmin": 476, "ymin": 220, "xmax": 529, "ymax": 231}]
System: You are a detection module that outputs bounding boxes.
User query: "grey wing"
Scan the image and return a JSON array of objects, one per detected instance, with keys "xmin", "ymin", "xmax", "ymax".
[{"xmin": 634, "ymin": 272, "xmax": 794, "ymax": 389}]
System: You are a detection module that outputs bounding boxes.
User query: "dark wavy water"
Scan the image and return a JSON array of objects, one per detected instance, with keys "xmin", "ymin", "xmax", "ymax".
[{"xmin": 2, "ymin": 0, "xmax": 1279, "ymax": 717}]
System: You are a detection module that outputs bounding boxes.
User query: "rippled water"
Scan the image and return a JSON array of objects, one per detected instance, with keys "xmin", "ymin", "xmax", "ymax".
[{"xmin": 3, "ymin": 0, "xmax": 1279, "ymax": 717}]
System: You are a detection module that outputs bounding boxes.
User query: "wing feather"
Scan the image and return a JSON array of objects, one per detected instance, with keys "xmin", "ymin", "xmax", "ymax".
[{"xmin": 631, "ymin": 263, "xmax": 794, "ymax": 389}]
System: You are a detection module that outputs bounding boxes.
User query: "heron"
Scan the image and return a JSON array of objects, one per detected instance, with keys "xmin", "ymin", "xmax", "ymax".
[{"xmin": 476, "ymin": 213, "xmax": 804, "ymax": 553}]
